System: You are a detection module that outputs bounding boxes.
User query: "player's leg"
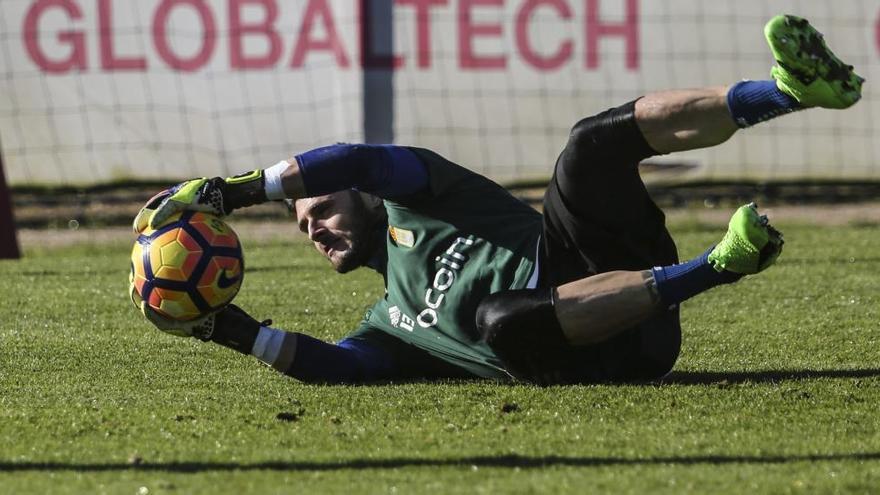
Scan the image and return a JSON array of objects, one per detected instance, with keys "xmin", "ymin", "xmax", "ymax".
[
  {"xmin": 633, "ymin": 86, "xmax": 738, "ymax": 154},
  {"xmin": 478, "ymin": 270, "xmax": 659, "ymax": 352},
  {"xmin": 544, "ymin": 98, "xmax": 673, "ymax": 276},
  {"xmin": 483, "ymin": 14, "xmax": 855, "ymax": 382},
  {"xmin": 549, "ymin": 13, "xmax": 863, "ymax": 246},
  {"xmin": 556, "ymin": 203, "xmax": 782, "ymax": 345},
  {"xmin": 637, "ymin": 14, "xmax": 863, "ymax": 154},
  {"xmin": 479, "ymin": 204, "xmax": 783, "ymax": 362},
  {"xmin": 534, "ymin": 96, "xmax": 677, "ymax": 381}
]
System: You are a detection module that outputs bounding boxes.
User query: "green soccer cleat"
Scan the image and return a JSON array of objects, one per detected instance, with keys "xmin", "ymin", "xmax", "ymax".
[
  {"xmin": 764, "ymin": 14, "xmax": 864, "ymax": 109},
  {"xmin": 708, "ymin": 203, "xmax": 784, "ymax": 275}
]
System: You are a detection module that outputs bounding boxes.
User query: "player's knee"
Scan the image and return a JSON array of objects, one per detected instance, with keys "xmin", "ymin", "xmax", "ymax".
[
  {"xmin": 561, "ymin": 108, "xmax": 624, "ymax": 172},
  {"xmin": 618, "ymin": 311, "xmax": 681, "ymax": 381},
  {"xmin": 566, "ymin": 116, "xmax": 601, "ymax": 154},
  {"xmin": 643, "ymin": 339, "xmax": 681, "ymax": 380},
  {"xmin": 563, "ymin": 101, "xmax": 653, "ymax": 170},
  {"xmin": 475, "ymin": 292, "xmax": 517, "ymax": 348},
  {"xmin": 635, "ymin": 346, "xmax": 679, "ymax": 381},
  {"xmin": 650, "ymin": 355, "xmax": 677, "ymax": 379},
  {"xmin": 476, "ymin": 288, "xmax": 567, "ymax": 353},
  {"xmin": 568, "ymin": 102, "xmax": 632, "ymax": 145}
]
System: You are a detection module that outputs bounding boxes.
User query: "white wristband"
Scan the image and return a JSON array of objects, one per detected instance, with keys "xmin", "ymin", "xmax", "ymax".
[
  {"xmin": 251, "ymin": 326, "xmax": 298, "ymax": 373},
  {"xmin": 264, "ymin": 161, "xmax": 289, "ymax": 200}
]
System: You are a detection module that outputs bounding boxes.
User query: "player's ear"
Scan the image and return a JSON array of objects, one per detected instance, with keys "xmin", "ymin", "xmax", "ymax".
[{"xmin": 359, "ymin": 191, "xmax": 383, "ymax": 210}]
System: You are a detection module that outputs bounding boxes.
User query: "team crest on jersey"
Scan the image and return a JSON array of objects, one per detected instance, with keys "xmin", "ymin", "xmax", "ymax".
[
  {"xmin": 388, "ymin": 306, "xmax": 415, "ymax": 331},
  {"xmin": 389, "ymin": 226, "xmax": 415, "ymax": 248}
]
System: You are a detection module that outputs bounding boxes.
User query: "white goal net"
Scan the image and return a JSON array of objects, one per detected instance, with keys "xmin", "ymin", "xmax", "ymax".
[{"xmin": 1, "ymin": 0, "xmax": 877, "ymax": 185}]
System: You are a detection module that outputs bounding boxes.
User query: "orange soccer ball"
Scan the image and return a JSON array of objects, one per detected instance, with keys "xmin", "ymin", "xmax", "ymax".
[{"xmin": 130, "ymin": 211, "xmax": 244, "ymax": 321}]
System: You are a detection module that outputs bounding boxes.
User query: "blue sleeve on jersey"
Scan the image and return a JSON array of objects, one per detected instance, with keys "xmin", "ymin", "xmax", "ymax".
[
  {"xmin": 295, "ymin": 144, "xmax": 428, "ymax": 198},
  {"xmin": 286, "ymin": 333, "xmax": 394, "ymax": 383}
]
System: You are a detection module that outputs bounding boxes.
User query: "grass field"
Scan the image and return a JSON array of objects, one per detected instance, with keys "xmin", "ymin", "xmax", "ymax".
[{"xmin": 1, "ymin": 217, "xmax": 879, "ymax": 494}]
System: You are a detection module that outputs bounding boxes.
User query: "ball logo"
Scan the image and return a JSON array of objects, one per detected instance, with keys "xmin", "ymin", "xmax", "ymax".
[
  {"xmin": 209, "ymin": 218, "xmax": 227, "ymax": 234},
  {"xmin": 217, "ymin": 269, "xmax": 240, "ymax": 289}
]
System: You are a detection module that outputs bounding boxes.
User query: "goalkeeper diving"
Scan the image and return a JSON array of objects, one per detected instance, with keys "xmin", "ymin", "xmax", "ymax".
[{"xmin": 133, "ymin": 15, "xmax": 863, "ymax": 384}]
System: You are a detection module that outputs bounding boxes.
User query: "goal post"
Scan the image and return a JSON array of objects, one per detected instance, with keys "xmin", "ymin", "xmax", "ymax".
[{"xmin": 0, "ymin": 138, "xmax": 20, "ymax": 260}]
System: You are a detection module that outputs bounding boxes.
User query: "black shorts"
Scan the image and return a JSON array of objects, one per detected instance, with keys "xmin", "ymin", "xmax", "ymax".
[{"xmin": 539, "ymin": 99, "xmax": 682, "ymax": 382}]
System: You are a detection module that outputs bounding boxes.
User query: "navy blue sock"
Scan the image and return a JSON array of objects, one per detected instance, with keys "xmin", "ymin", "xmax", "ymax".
[
  {"xmin": 652, "ymin": 247, "xmax": 742, "ymax": 307},
  {"xmin": 727, "ymin": 80, "xmax": 801, "ymax": 128}
]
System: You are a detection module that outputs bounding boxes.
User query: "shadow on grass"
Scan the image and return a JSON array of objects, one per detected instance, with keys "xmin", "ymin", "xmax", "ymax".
[
  {"xmin": 660, "ymin": 368, "xmax": 880, "ymax": 385},
  {"xmin": 779, "ymin": 257, "xmax": 880, "ymax": 266},
  {"xmin": 2, "ymin": 452, "xmax": 880, "ymax": 472},
  {"xmin": 309, "ymin": 368, "xmax": 880, "ymax": 388}
]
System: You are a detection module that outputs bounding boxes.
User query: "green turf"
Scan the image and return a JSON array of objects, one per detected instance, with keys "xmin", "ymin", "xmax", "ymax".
[{"xmin": 1, "ymin": 221, "xmax": 879, "ymax": 494}]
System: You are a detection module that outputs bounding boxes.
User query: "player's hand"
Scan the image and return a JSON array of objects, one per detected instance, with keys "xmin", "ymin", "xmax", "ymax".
[
  {"xmin": 129, "ymin": 281, "xmax": 216, "ymax": 339},
  {"xmin": 133, "ymin": 177, "xmax": 229, "ymax": 233},
  {"xmin": 215, "ymin": 304, "xmax": 270, "ymax": 334}
]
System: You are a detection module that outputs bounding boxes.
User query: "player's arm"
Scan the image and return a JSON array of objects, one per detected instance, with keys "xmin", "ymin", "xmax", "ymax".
[
  {"xmin": 150, "ymin": 304, "xmax": 396, "ymax": 383},
  {"xmin": 135, "ymin": 144, "xmax": 428, "ymax": 231}
]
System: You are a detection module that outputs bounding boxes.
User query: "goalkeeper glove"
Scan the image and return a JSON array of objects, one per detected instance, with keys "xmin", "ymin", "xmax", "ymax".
[
  {"xmin": 131, "ymin": 278, "xmax": 267, "ymax": 355},
  {"xmin": 128, "ymin": 280, "xmax": 216, "ymax": 339},
  {"xmin": 133, "ymin": 170, "xmax": 268, "ymax": 232}
]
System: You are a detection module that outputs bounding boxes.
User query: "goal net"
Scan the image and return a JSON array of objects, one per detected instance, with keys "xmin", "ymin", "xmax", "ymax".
[{"xmin": 0, "ymin": 0, "xmax": 877, "ymax": 187}]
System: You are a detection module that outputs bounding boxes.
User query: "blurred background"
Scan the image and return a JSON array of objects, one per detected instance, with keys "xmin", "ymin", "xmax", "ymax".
[{"xmin": 1, "ymin": 0, "xmax": 879, "ymax": 248}]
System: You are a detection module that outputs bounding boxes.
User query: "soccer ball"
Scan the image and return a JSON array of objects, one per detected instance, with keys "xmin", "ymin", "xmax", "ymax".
[{"xmin": 130, "ymin": 211, "xmax": 244, "ymax": 321}]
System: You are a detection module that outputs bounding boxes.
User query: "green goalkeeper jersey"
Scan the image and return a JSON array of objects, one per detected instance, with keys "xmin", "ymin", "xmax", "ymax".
[{"xmin": 344, "ymin": 147, "xmax": 543, "ymax": 379}]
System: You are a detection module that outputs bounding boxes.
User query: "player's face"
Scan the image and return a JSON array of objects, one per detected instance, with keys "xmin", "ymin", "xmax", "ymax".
[{"xmin": 294, "ymin": 191, "xmax": 375, "ymax": 273}]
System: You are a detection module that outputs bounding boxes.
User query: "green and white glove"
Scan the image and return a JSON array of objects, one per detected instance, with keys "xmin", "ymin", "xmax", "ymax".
[
  {"xmin": 128, "ymin": 280, "xmax": 216, "ymax": 339},
  {"xmin": 133, "ymin": 171, "xmax": 268, "ymax": 233}
]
